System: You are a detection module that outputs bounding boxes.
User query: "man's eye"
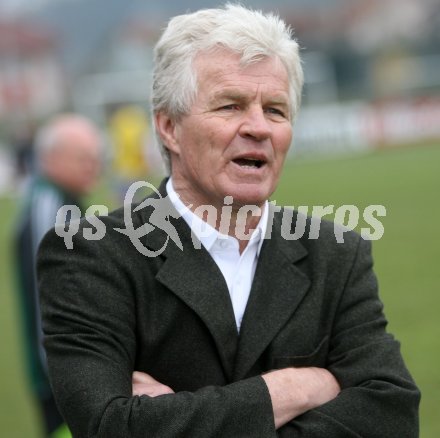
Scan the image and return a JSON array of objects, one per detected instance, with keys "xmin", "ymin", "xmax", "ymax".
[
  {"xmin": 219, "ymin": 104, "xmax": 239, "ymax": 111},
  {"xmin": 266, "ymin": 107, "xmax": 286, "ymax": 117}
]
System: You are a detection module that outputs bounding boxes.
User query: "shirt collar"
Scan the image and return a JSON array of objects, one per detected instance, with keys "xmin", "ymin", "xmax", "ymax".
[{"xmin": 166, "ymin": 178, "xmax": 268, "ymax": 255}]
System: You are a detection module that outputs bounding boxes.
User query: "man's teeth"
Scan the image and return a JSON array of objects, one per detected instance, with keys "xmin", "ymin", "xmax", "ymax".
[{"xmin": 234, "ymin": 158, "xmax": 263, "ymax": 168}]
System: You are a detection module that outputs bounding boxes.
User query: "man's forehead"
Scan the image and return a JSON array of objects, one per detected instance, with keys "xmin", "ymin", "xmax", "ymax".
[
  {"xmin": 194, "ymin": 52, "xmax": 289, "ymax": 98},
  {"xmin": 194, "ymin": 48, "xmax": 286, "ymax": 78}
]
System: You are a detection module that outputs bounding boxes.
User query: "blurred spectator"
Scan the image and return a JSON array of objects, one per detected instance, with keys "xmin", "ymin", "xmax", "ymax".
[
  {"xmin": 13, "ymin": 121, "xmax": 37, "ymax": 182},
  {"xmin": 14, "ymin": 114, "xmax": 101, "ymax": 438},
  {"xmin": 108, "ymin": 104, "xmax": 150, "ymax": 200}
]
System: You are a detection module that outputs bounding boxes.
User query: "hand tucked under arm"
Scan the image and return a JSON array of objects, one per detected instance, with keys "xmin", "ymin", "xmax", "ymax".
[
  {"xmin": 262, "ymin": 367, "xmax": 340, "ymax": 429},
  {"xmin": 132, "ymin": 371, "xmax": 175, "ymax": 397}
]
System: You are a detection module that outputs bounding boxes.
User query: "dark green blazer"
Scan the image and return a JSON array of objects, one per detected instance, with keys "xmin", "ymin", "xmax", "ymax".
[{"xmin": 38, "ymin": 180, "xmax": 420, "ymax": 437}]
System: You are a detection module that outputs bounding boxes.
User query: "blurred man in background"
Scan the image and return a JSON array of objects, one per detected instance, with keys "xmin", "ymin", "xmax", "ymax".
[{"xmin": 14, "ymin": 114, "xmax": 101, "ymax": 437}]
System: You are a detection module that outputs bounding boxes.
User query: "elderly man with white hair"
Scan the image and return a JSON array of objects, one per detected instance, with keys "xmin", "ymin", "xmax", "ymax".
[
  {"xmin": 15, "ymin": 114, "xmax": 101, "ymax": 437},
  {"xmin": 38, "ymin": 5, "xmax": 419, "ymax": 437}
]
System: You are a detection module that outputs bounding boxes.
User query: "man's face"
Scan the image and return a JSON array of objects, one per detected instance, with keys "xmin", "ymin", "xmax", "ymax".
[
  {"xmin": 45, "ymin": 126, "xmax": 101, "ymax": 196},
  {"xmin": 162, "ymin": 49, "xmax": 292, "ymax": 209}
]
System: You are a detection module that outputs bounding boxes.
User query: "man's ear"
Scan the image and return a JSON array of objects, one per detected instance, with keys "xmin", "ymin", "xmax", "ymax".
[{"xmin": 154, "ymin": 112, "xmax": 180, "ymax": 154}]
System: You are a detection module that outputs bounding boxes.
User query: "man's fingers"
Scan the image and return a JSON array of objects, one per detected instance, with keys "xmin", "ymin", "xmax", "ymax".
[
  {"xmin": 133, "ymin": 382, "xmax": 175, "ymax": 397},
  {"xmin": 132, "ymin": 371, "xmax": 175, "ymax": 397},
  {"xmin": 132, "ymin": 371, "xmax": 157, "ymax": 384}
]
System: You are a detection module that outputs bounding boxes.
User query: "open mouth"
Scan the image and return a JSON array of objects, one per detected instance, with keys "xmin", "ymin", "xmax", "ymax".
[{"xmin": 232, "ymin": 158, "xmax": 265, "ymax": 169}]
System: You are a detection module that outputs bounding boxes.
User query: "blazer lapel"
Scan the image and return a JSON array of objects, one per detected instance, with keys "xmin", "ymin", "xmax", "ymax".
[
  {"xmin": 233, "ymin": 209, "xmax": 310, "ymax": 381},
  {"xmin": 139, "ymin": 181, "xmax": 239, "ymax": 380},
  {"xmin": 156, "ymin": 236, "xmax": 239, "ymax": 380}
]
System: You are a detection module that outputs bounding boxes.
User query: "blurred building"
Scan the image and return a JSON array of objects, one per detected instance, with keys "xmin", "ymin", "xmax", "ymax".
[
  {"xmin": 0, "ymin": 20, "xmax": 65, "ymax": 128},
  {"xmin": 282, "ymin": 0, "xmax": 440, "ymax": 104},
  {"xmin": 71, "ymin": 17, "xmax": 157, "ymax": 125}
]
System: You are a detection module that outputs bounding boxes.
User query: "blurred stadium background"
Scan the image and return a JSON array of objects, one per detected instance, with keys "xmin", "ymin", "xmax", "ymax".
[{"xmin": 0, "ymin": 0, "xmax": 439, "ymax": 436}]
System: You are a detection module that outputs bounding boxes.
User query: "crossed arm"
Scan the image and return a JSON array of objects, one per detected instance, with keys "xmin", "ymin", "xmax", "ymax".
[{"xmin": 132, "ymin": 367, "xmax": 340, "ymax": 429}]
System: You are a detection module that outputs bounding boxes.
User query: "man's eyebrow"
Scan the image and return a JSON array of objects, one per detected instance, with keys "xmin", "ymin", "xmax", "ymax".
[
  {"xmin": 266, "ymin": 97, "xmax": 289, "ymax": 107},
  {"xmin": 211, "ymin": 91, "xmax": 248, "ymax": 103},
  {"xmin": 211, "ymin": 90, "xmax": 290, "ymax": 106}
]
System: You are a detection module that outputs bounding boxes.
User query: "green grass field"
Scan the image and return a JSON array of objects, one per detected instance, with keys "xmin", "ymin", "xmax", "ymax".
[{"xmin": 1, "ymin": 144, "xmax": 439, "ymax": 437}]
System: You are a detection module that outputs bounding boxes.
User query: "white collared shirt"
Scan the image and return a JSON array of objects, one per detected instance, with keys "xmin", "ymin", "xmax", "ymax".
[{"xmin": 166, "ymin": 178, "xmax": 268, "ymax": 332}]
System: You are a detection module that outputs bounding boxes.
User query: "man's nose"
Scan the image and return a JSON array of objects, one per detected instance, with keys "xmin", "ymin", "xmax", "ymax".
[{"xmin": 239, "ymin": 106, "xmax": 272, "ymax": 141}]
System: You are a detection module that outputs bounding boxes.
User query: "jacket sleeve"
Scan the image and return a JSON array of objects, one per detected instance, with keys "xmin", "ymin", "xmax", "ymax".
[
  {"xmin": 277, "ymin": 236, "xmax": 420, "ymax": 437},
  {"xmin": 37, "ymin": 226, "xmax": 277, "ymax": 438}
]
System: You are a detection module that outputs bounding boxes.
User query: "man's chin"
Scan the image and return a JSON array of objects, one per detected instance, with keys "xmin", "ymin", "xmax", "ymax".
[{"xmin": 227, "ymin": 191, "xmax": 269, "ymax": 210}]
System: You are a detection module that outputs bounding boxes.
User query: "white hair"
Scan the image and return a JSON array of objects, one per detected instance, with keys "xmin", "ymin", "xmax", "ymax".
[{"xmin": 152, "ymin": 3, "xmax": 304, "ymax": 173}]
